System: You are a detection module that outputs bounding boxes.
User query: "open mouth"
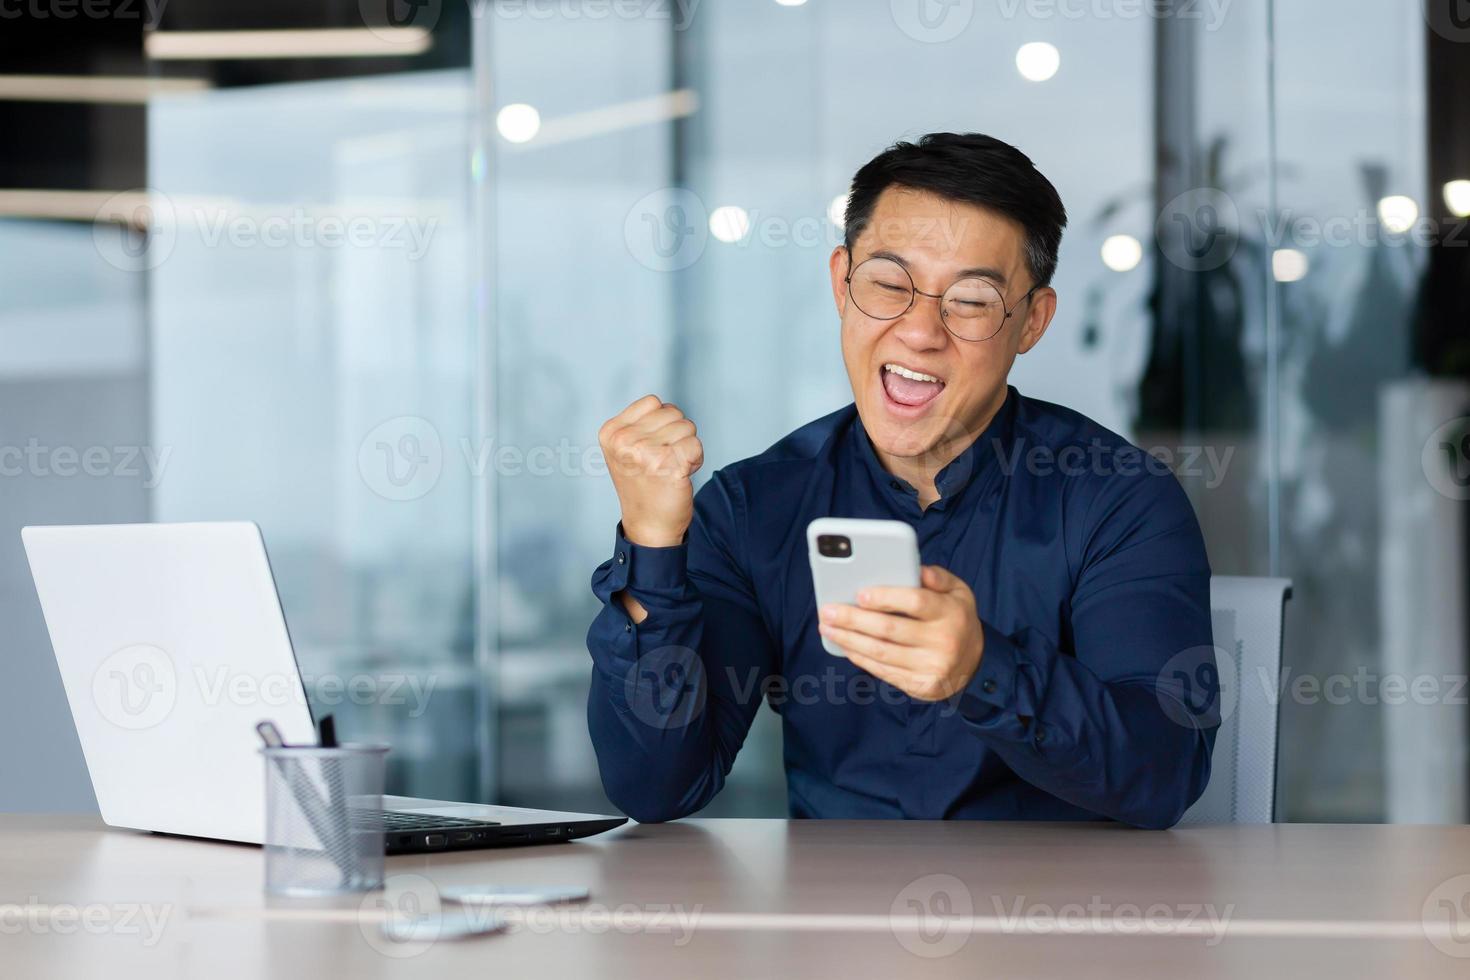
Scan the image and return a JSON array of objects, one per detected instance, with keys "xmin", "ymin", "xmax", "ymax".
[{"xmin": 880, "ymin": 362, "xmax": 946, "ymax": 411}]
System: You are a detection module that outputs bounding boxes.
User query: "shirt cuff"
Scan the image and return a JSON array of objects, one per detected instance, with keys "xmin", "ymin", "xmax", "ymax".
[
  {"xmin": 592, "ymin": 523, "xmax": 690, "ymax": 603},
  {"xmin": 958, "ymin": 622, "xmax": 1036, "ymax": 736}
]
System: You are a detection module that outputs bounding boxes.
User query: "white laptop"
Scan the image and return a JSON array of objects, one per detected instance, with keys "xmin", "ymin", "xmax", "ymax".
[{"xmin": 21, "ymin": 521, "xmax": 625, "ymax": 853}]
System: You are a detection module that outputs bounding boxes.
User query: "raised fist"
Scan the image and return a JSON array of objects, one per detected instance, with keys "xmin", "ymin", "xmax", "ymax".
[{"xmin": 598, "ymin": 395, "xmax": 704, "ymax": 548}]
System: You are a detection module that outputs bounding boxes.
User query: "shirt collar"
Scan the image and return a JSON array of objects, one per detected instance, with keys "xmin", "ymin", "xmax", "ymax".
[{"xmin": 850, "ymin": 386, "xmax": 1019, "ymax": 511}]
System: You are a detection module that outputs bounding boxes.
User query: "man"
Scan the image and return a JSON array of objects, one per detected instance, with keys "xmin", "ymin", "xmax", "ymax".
[{"xmin": 586, "ymin": 133, "xmax": 1217, "ymax": 829}]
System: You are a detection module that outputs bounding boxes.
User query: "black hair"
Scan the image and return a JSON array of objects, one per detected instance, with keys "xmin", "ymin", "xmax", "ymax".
[{"xmin": 843, "ymin": 132, "xmax": 1068, "ymax": 288}]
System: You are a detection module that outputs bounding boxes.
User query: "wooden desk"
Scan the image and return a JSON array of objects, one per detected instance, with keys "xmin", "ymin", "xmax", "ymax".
[{"xmin": 3, "ymin": 815, "xmax": 1468, "ymax": 978}]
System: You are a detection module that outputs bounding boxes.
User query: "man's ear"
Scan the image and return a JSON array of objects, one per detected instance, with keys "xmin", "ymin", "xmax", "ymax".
[
  {"xmin": 828, "ymin": 246, "xmax": 850, "ymax": 316},
  {"xmin": 1016, "ymin": 286, "xmax": 1057, "ymax": 355}
]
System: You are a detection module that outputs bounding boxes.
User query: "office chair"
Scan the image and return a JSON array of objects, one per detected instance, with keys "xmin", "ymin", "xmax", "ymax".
[{"xmin": 1177, "ymin": 576, "xmax": 1293, "ymax": 826}]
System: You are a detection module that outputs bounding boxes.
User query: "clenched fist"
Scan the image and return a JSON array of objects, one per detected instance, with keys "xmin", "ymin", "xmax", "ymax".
[{"xmin": 599, "ymin": 395, "xmax": 705, "ymax": 549}]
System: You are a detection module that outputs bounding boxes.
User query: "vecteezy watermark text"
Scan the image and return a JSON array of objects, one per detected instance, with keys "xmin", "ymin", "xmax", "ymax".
[
  {"xmin": 491, "ymin": 0, "xmax": 702, "ymax": 29},
  {"xmin": 93, "ymin": 190, "xmax": 440, "ymax": 273},
  {"xmin": 988, "ymin": 893, "xmax": 1235, "ymax": 944},
  {"xmin": 888, "ymin": 874, "xmax": 1234, "ymax": 959},
  {"xmin": 993, "ymin": 438, "xmax": 1236, "ymax": 490},
  {"xmin": 358, "ymin": 873, "xmax": 701, "ymax": 959},
  {"xmin": 0, "ymin": 439, "xmax": 171, "ymax": 487},
  {"xmin": 358, "ymin": 416, "xmax": 614, "ymax": 501},
  {"xmin": 0, "ymin": 900, "xmax": 174, "ymax": 946},
  {"xmin": 92, "ymin": 643, "xmax": 438, "ymax": 731},
  {"xmin": 0, "ymin": 0, "xmax": 167, "ymax": 20}
]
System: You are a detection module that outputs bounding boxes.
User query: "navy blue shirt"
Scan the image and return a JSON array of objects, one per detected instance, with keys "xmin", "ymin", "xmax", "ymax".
[{"xmin": 586, "ymin": 387, "xmax": 1217, "ymax": 829}]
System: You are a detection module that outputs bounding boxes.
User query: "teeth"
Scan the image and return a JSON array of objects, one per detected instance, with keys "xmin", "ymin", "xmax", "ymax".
[{"xmin": 884, "ymin": 363, "xmax": 942, "ymax": 384}]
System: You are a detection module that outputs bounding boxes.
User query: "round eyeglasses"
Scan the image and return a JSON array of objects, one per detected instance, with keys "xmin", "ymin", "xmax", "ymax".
[{"xmin": 844, "ymin": 255, "xmax": 1041, "ymax": 342}]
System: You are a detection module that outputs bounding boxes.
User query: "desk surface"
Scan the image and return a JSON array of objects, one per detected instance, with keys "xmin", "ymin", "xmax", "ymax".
[{"xmin": 3, "ymin": 815, "xmax": 1469, "ymax": 979}]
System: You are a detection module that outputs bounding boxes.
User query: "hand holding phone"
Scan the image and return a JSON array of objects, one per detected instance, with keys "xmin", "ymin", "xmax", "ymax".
[{"xmin": 807, "ymin": 518, "xmax": 921, "ymax": 657}]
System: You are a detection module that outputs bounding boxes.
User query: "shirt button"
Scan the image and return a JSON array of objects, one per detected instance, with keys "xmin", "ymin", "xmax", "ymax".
[
  {"xmin": 981, "ymin": 679, "xmax": 997, "ymax": 695},
  {"xmin": 1034, "ymin": 728, "xmax": 1047, "ymax": 746},
  {"xmin": 624, "ymin": 623, "xmax": 632, "ymax": 633},
  {"xmin": 890, "ymin": 480, "xmax": 903, "ymax": 491},
  {"xmin": 616, "ymin": 551, "xmax": 626, "ymax": 565}
]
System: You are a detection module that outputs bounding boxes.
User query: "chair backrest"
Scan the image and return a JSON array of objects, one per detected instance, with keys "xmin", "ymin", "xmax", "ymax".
[{"xmin": 1178, "ymin": 575, "xmax": 1293, "ymax": 826}]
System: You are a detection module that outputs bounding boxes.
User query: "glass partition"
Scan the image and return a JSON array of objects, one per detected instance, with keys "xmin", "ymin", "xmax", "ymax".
[
  {"xmin": 481, "ymin": 0, "xmax": 1271, "ymax": 816},
  {"xmin": 148, "ymin": 68, "xmax": 486, "ymax": 801},
  {"xmin": 131, "ymin": 0, "xmax": 1451, "ymax": 823}
]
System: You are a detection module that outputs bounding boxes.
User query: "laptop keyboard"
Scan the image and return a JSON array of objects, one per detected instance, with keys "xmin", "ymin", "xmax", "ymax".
[{"xmin": 355, "ymin": 810, "xmax": 500, "ymax": 830}]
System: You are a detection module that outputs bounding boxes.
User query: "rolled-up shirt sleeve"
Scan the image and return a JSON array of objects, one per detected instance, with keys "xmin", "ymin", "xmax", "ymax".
[
  {"xmin": 586, "ymin": 471, "xmax": 779, "ymax": 823},
  {"xmin": 956, "ymin": 467, "xmax": 1218, "ymax": 829}
]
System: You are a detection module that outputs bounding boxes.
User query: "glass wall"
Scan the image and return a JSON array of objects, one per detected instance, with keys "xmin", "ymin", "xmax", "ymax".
[
  {"xmin": 483, "ymin": 0, "xmax": 1255, "ymax": 816},
  {"xmin": 147, "ymin": 68, "xmax": 486, "ymax": 801},
  {"xmin": 1271, "ymin": 3, "xmax": 1437, "ymax": 821},
  {"xmin": 482, "ymin": 0, "xmax": 1452, "ymax": 822},
  {"xmin": 484, "ymin": 8, "xmax": 681, "ymax": 811},
  {"xmin": 120, "ymin": 0, "xmax": 1456, "ymax": 822}
]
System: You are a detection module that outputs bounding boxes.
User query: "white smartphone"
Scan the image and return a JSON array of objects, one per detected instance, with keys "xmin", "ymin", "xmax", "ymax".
[{"xmin": 807, "ymin": 517, "xmax": 921, "ymax": 657}]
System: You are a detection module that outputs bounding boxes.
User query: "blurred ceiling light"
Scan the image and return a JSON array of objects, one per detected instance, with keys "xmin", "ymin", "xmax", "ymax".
[
  {"xmin": 146, "ymin": 28, "xmax": 431, "ymax": 60},
  {"xmin": 1100, "ymin": 234, "xmax": 1142, "ymax": 272},
  {"xmin": 0, "ymin": 189, "xmax": 434, "ymax": 225},
  {"xmin": 709, "ymin": 205, "xmax": 751, "ymax": 244},
  {"xmin": 774, "ymin": 0, "xmax": 809, "ymax": 5},
  {"xmin": 828, "ymin": 193, "xmax": 848, "ymax": 229},
  {"xmin": 0, "ymin": 189, "xmax": 154, "ymax": 223},
  {"xmin": 0, "ymin": 75, "xmax": 209, "ymax": 104},
  {"xmin": 1272, "ymin": 248, "xmax": 1309, "ymax": 283},
  {"xmin": 1376, "ymin": 195, "xmax": 1419, "ymax": 234},
  {"xmin": 1015, "ymin": 42, "xmax": 1060, "ymax": 82},
  {"xmin": 496, "ymin": 103, "xmax": 542, "ymax": 144},
  {"xmin": 523, "ymin": 90, "xmax": 699, "ymax": 149},
  {"xmin": 1444, "ymin": 179, "xmax": 1470, "ymax": 219}
]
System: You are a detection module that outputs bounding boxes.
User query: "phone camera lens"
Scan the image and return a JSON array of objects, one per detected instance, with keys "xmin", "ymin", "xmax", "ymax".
[{"xmin": 817, "ymin": 535, "xmax": 852, "ymax": 558}]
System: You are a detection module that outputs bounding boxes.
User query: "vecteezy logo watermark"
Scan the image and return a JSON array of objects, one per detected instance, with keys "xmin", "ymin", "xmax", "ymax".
[
  {"xmin": 1155, "ymin": 644, "xmax": 1237, "ymax": 730},
  {"xmin": 625, "ymin": 645, "xmax": 706, "ymax": 730},
  {"xmin": 496, "ymin": 901, "xmax": 701, "ymax": 944},
  {"xmin": 1159, "ymin": 656, "xmax": 1470, "ymax": 728},
  {"xmin": 990, "ymin": 894, "xmax": 1234, "ymax": 944},
  {"xmin": 888, "ymin": 876, "xmax": 1237, "ymax": 955},
  {"xmin": 722, "ymin": 664, "xmax": 964, "ymax": 717},
  {"xmin": 1154, "ymin": 190, "xmax": 1470, "ymax": 273},
  {"xmin": 93, "ymin": 189, "xmax": 178, "ymax": 273},
  {"xmin": 358, "ymin": 873, "xmax": 702, "ymax": 958},
  {"xmin": 92, "ymin": 644, "xmax": 178, "ymax": 731},
  {"xmin": 624, "ymin": 187, "xmax": 708, "ymax": 272},
  {"xmin": 1423, "ymin": 874, "xmax": 1470, "ymax": 958},
  {"xmin": 93, "ymin": 654, "xmax": 438, "ymax": 731},
  {"xmin": 0, "ymin": 899, "xmax": 175, "ymax": 946},
  {"xmin": 359, "ymin": 874, "xmax": 453, "ymax": 958},
  {"xmin": 92, "ymin": 191, "xmax": 439, "ymax": 273},
  {"xmin": 195, "ymin": 666, "xmax": 438, "ymax": 719},
  {"xmin": 1422, "ymin": 416, "xmax": 1470, "ymax": 501},
  {"xmin": 1156, "ymin": 187, "xmax": 1239, "ymax": 272},
  {"xmin": 358, "ymin": 416, "xmax": 444, "ymax": 502},
  {"xmin": 356, "ymin": 417, "xmax": 614, "ymax": 502},
  {"xmin": 890, "ymin": 0, "xmax": 974, "ymax": 43},
  {"xmin": 1423, "ymin": 0, "xmax": 1470, "ymax": 44},
  {"xmin": 992, "ymin": 438, "xmax": 1236, "ymax": 490},
  {"xmin": 358, "ymin": 0, "xmax": 443, "ymax": 41},
  {"xmin": 890, "ymin": 873, "xmax": 974, "ymax": 958},
  {"xmin": 1259, "ymin": 208, "xmax": 1468, "ymax": 251}
]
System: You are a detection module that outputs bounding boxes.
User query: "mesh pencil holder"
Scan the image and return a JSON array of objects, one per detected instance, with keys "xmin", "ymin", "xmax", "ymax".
[{"xmin": 261, "ymin": 744, "xmax": 389, "ymax": 896}]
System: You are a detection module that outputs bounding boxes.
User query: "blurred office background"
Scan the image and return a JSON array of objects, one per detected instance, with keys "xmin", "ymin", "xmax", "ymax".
[{"xmin": 2, "ymin": 0, "xmax": 1467, "ymax": 823}]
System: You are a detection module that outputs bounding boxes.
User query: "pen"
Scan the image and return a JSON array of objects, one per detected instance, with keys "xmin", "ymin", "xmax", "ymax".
[
  {"xmin": 256, "ymin": 719, "xmax": 351, "ymax": 887},
  {"xmin": 317, "ymin": 715, "xmax": 349, "ymax": 853}
]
